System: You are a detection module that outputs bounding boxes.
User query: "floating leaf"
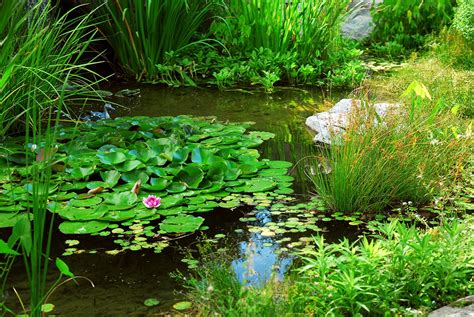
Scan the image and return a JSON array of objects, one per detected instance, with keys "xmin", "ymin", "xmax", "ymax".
[
  {"xmin": 144, "ymin": 298, "xmax": 160, "ymax": 307},
  {"xmin": 59, "ymin": 221, "xmax": 109, "ymax": 234},
  {"xmin": 160, "ymin": 215, "xmax": 204, "ymax": 233},
  {"xmin": 173, "ymin": 301, "xmax": 192, "ymax": 311}
]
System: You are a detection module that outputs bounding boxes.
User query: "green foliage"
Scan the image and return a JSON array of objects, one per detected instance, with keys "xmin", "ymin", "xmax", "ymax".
[
  {"xmin": 310, "ymin": 84, "xmax": 469, "ymax": 213},
  {"xmin": 453, "ymin": 0, "xmax": 474, "ymax": 43},
  {"xmin": 0, "ymin": 116, "xmax": 293, "ymax": 254},
  {"xmin": 370, "ymin": 0, "xmax": 457, "ymax": 55},
  {"xmin": 184, "ymin": 218, "xmax": 473, "ymax": 315},
  {"xmin": 213, "ymin": 0, "xmax": 350, "ymax": 62},
  {"xmin": 295, "ymin": 217, "xmax": 474, "ymax": 315},
  {"xmin": 95, "ymin": 0, "xmax": 216, "ymax": 81},
  {"xmin": 0, "ymin": 1, "xmax": 103, "ymax": 136}
]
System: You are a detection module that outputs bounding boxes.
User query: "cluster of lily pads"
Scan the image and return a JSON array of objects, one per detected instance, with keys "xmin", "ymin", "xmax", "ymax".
[{"xmin": 0, "ymin": 115, "xmax": 295, "ymax": 254}]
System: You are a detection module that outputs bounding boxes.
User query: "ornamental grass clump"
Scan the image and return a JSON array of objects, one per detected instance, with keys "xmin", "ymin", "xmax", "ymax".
[{"xmin": 310, "ymin": 82, "xmax": 470, "ymax": 213}]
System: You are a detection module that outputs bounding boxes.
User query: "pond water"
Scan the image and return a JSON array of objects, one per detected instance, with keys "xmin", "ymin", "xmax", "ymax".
[{"xmin": 5, "ymin": 86, "xmax": 361, "ymax": 316}]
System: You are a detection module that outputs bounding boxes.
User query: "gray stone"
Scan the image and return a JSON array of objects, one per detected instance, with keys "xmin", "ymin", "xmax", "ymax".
[
  {"xmin": 342, "ymin": 0, "xmax": 383, "ymax": 40},
  {"xmin": 305, "ymin": 98, "xmax": 399, "ymax": 144},
  {"xmin": 429, "ymin": 296, "xmax": 474, "ymax": 317}
]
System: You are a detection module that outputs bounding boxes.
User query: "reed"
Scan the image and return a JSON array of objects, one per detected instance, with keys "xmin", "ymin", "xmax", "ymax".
[{"xmin": 96, "ymin": 0, "xmax": 217, "ymax": 81}]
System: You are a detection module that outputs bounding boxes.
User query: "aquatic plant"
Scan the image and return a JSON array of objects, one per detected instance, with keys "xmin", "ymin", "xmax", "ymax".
[
  {"xmin": 184, "ymin": 217, "xmax": 474, "ymax": 315},
  {"xmin": 0, "ymin": 0, "xmax": 104, "ymax": 136},
  {"xmin": 95, "ymin": 0, "xmax": 217, "ymax": 81},
  {"xmin": 143, "ymin": 195, "xmax": 161, "ymax": 209},
  {"xmin": 0, "ymin": 116, "xmax": 294, "ymax": 254}
]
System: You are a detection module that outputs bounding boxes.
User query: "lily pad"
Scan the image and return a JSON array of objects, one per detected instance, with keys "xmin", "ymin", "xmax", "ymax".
[
  {"xmin": 59, "ymin": 221, "xmax": 109, "ymax": 234},
  {"xmin": 160, "ymin": 215, "xmax": 204, "ymax": 233}
]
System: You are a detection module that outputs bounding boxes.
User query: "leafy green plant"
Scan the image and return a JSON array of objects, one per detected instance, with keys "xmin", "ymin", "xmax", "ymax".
[
  {"xmin": 452, "ymin": 0, "xmax": 474, "ymax": 44},
  {"xmin": 183, "ymin": 217, "xmax": 473, "ymax": 315},
  {"xmin": 296, "ymin": 217, "xmax": 474, "ymax": 315},
  {"xmin": 95, "ymin": 0, "xmax": 217, "ymax": 81},
  {"xmin": 213, "ymin": 0, "xmax": 349, "ymax": 62},
  {"xmin": 310, "ymin": 82, "xmax": 469, "ymax": 213},
  {"xmin": 0, "ymin": 0, "xmax": 103, "ymax": 137},
  {"xmin": 0, "ymin": 115, "xmax": 294, "ymax": 254},
  {"xmin": 370, "ymin": 0, "xmax": 457, "ymax": 53}
]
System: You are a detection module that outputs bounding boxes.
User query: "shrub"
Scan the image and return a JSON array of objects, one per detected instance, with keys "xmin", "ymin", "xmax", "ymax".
[
  {"xmin": 370, "ymin": 0, "xmax": 457, "ymax": 52},
  {"xmin": 453, "ymin": 0, "xmax": 474, "ymax": 43},
  {"xmin": 310, "ymin": 82, "xmax": 469, "ymax": 213}
]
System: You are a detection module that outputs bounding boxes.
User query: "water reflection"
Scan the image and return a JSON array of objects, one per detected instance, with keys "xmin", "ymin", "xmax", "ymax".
[{"xmin": 232, "ymin": 208, "xmax": 294, "ymax": 287}]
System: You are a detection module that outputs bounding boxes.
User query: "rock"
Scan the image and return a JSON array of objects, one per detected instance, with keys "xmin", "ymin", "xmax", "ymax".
[
  {"xmin": 342, "ymin": 0, "xmax": 383, "ymax": 40},
  {"xmin": 305, "ymin": 98, "xmax": 399, "ymax": 144},
  {"xmin": 428, "ymin": 296, "xmax": 474, "ymax": 317}
]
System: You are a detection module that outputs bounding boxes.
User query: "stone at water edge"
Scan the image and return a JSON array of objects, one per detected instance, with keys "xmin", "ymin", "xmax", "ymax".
[
  {"xmin": 342, "ymin": 0, "xmax": 384, "ymax": 40},
  {"xmin": 305, "ymin": 99, "xmax": 399, "ymax": 144},
  {"xmin": 428, "ymin": 296, "xmax": 474, "ymax": 317}
]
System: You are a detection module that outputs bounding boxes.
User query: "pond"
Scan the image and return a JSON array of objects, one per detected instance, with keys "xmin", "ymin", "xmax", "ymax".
[{"xmin": 5, "ymin": 86, "xmax": 361, "ymax": 316}]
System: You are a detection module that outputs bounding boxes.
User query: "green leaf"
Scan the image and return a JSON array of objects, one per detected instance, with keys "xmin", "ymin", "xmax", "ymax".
[
  {"xmin": 8, "ymin": 218, "xmax": 31, "ymax": 255},
  {"xmin": 59, "ymin": 221, "xmax": 109, "ymax": 234},
  {"xmin": 101, "ymin": 170, "xmax": 121, "ymax": 187},
  {"xmin": 175, "ymin": 166, "xmax": 204, "ymax": 189},
  {"xmin": 55, "ymin": 258, "xmax": 74, "ymax": 277},
  {"xmin": 97, "ymin": 151, "xmax": 127, "ymax": 165},
  {"xmin": 160, "ymin": 215, "xmax": 204, "ymax": 233},
  {"xmin": 104, "ymin": 192, "xmax": 138, "ymax": 206},
  {"xmin": 144, "ymin": 298, "xmax": 160, "ymax": 307},
  {"xmin": 173, "ymin": 301, "xmax": 192, "ymax": 311},
  {"xmin": 0, "ymin": 239, "xmax": 19, "ymax": 255},
  {"xmin": 191, "ymin": 148, "xmax": 213, "ymax": 164}
]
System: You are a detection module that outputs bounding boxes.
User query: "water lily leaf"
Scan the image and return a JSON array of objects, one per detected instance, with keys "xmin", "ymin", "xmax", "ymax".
[
  {"xmin": 59, "ymin": 205, "xmax": 108, "ymax": 221},
  {"xmin": 242, "ymin": 179, "xmax": 277, "ymax": 192},
  {"xmin": 100, "ymin": 210, "xmax": 136, "ymax": 222},
  {"xmin": 129, "ymin": 147, "xmax": 155, "ymax": 163},
  {"xmin": 248, "ymin": 131, "xmax": 275, "ymax": 140},
  {"xmin": 101, "ymin": 170, "xmax": 121, "ymax": 187},
  {"xmin": 259, "ymin": 168, "xmax": 287, "ymax": 177},
  {"xmin": 59, "ymin": 221, "xmax": 109, "ymax": 234},
  {"xmin": 175, "ymin": 166, "xmax": 204, "ymax": 189},
  {"xmin": 159, "ymin": 195, "xmax": 186, "ymax": 209},
  {"xmin": 68, "ymin": 166, "xmax": 95, "ymax": 180},
  {"xmin": 117, "ymin": 160, "xmax": 145, "ymax": 172},
  {"xmin": 121, "ymin": 171, "xmax": 149, "ymax": 184},
  {"xmin": 103, "ymin": 192, "xmax": 138, "ymax": 206},
  {"xmin": 144, "ymin": 298, "xmax": 160, "ymax": 307},
  {"xmin": 173, "ymin": 301, "xmax": 192, "ymax": 311},
  {"xmin": 146, "ymin": 166, "xmax": 167, "ymax": 177},
  {"xmin": 143, "ymin": 178, "xmax": 169, "ymax": 191},
  {"xmin": 166, "ymin": 182, "xmax": 187, "ymax": 193},
  {"xmin": 266, "ymin": 160, "xmax": 293, "ymax": 169},
  {"xmin": 97, "ymin": 151, "xmax": 127, "ymax": 165},
  {"xmin": 160, "ymin": 215, "xmax": 204, "ymax": 233},
  {"xmin": 68, "ymin": 196, "xmax": 102, "ymax": 207},
  {"xmin": 172, "ymin": 148, "xmax": 190, "ymax": 164},
  {"xmin": 207, "ymin": 161, "xmax": 226, "ymax": 182},
  {"xmin": 191, "ymin": 148, "xmax": 213, "ymax": 164}
]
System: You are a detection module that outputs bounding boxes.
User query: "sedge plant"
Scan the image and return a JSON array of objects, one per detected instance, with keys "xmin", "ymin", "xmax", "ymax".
[
  {"xmin": 310, "ymin": 81, "xmax": 469, "ymax": 213},
  {"xmin": 0, "ymin": 1, "xmax": 103, "ymax": 315}
]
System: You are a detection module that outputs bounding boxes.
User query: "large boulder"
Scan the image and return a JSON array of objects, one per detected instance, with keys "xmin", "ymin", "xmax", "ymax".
[
  {"xmin": 342, "ymin": 0, "xmax": 383, "ymax": 40},
  {"xmin": 305, "ymin": 98, "xmax": 399, "ymax": 144},
  {"xmin": 428, "ymin": 296, "xmax": 474, "ymax": 317}
]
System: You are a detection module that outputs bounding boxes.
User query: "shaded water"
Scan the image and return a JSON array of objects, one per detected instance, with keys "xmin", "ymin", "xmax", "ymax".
[{"xmin": 5, "ymin": 86, "xmax": 361, "ymax": 316}]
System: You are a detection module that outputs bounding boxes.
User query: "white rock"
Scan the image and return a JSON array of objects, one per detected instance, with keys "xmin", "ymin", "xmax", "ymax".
[{"xmin": 305, "ymin": 99, "xmax": 399, "ymax": 144}]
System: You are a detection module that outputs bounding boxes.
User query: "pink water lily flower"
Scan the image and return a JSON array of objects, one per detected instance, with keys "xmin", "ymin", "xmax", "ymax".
[{"xmin": 143, "ymin": 195, "xmax": 161, "ymax": 209}]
